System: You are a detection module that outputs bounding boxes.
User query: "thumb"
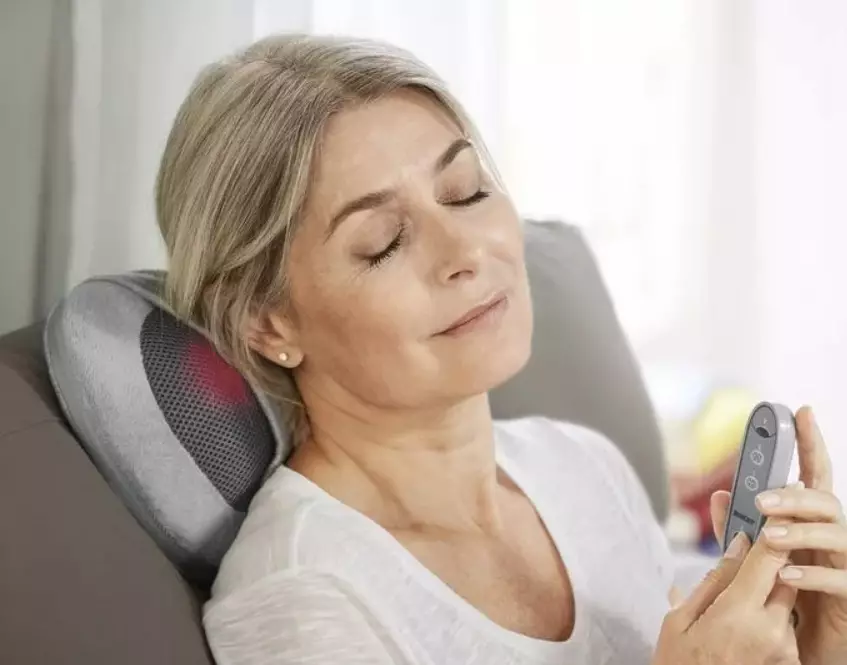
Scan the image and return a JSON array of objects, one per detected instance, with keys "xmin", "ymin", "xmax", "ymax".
[
  {"xmin": 675, "ymin": 531, "xmax": 750, "ymax": 625},
  {"xmin": 710, "ymin": 490, "xmax": 731, "ymax": 550}
]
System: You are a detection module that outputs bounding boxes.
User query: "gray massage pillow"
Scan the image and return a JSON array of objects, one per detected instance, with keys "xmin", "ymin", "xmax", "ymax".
[{"xmin": 45, "ymin": 271, "xmax": 288, "ymax": 584}]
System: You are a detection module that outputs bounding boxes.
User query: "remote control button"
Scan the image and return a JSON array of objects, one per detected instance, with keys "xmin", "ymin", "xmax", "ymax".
[
  {"xmin": 751, "ymin": 405, "xmax": 776, "ymax": 438},
  {"xmin": 745, "ymin": 475, "xmax": 759, "ymax": 491},
  {"xmin": 750, "ymin": 449, "xmax": 765, "ymax": 466}
]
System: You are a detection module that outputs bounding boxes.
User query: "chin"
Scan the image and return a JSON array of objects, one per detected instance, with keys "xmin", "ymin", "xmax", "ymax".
[
  {"xmin": 446, "ymin": 291, "xmax": 533, "ymax": 397},
  {"xmin": 478, "ymin": 337, "xmax": 532, "ymax": 394}
]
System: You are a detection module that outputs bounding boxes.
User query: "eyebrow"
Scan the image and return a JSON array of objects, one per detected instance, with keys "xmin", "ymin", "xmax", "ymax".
[
  {"xmin": 325, "ymin": 138, "xmax": 474, "ymax": 238},
  {"xmin": 434, "ymin": 137, "xmax": 473, "ymax": 174}
]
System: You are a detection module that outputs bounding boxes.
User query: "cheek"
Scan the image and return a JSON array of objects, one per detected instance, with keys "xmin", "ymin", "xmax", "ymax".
[
  {"xmin": 486, "ymin": 199, "xmax": 526, "ymax": 269},
  {"xmin": 285, "ymin": 224, "xmax": 422, "ymax": 360},
  {"xmin": 294, "ymin": 272, "xmax": 425, "ymax": 365}
]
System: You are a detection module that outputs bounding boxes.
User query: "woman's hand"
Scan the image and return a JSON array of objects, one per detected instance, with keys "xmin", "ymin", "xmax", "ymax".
[
  {"xmin": 653, "ymin": 528, "xmax": 799, "ymax": 665},
  {"xmin": 712, "ymin": 407, "xmax": 847, "ymax": 665}
]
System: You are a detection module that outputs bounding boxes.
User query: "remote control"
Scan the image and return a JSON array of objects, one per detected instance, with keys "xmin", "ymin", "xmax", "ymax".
[{"xmin": 722, "ymin": 402, "xmax": 796, "ymax": 552}]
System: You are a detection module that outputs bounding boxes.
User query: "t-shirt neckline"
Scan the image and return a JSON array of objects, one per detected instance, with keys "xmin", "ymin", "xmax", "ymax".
[{"xmin": 274, "ymin": 429, "xmax": 592, "ymax": 659}]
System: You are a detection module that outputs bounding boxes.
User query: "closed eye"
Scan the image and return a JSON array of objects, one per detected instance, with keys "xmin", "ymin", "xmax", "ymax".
[
  {"xmin": 364, "ymin": 225, "xmax": 408, "ymax": 268},
  {"xmin": 447, "ymin": 190, "xmax": 490, "ymax": 207}
]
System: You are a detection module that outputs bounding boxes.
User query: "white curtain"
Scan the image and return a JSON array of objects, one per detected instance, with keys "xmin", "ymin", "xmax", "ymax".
[
  {"xmin": 3, "ymin": 0, "xmax": 742, "ymax": 362},
  {"xmin": 3, "ymin": 0, "xmax": 845, "ymax": 494}
]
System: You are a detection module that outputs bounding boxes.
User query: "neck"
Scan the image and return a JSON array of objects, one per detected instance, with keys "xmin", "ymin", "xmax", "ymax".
[{"xmin": 287, "ymin": 389, "xmax": 504, "ymax": 535}]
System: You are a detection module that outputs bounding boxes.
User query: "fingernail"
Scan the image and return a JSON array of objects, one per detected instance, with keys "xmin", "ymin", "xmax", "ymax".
[
  {"xmin": 792, "ymin": 480, "xmax": 806, "ymax": 490},
  {"xmin": 763, "ymin": 525, "xmax": 788, "ymax": 539},
  {"xmin": 757, "ymin": 491, "xmax": 781, "ymax": 508},
  {"xmin": 726, "ymin": 532, "xmax": 748, "ymax": 559},
  {"xmin": 780, "ymin": 566, "xmax": 803, "ymax": 580}
]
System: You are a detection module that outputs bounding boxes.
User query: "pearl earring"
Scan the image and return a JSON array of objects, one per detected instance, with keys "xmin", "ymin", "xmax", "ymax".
[{"xmin": 278, "ymin": 351, "xmax": 289, "ymax": 363}]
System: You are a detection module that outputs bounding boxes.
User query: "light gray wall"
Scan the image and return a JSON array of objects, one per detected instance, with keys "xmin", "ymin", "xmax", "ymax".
[{"xmin": 0, "ymin": 0, "xmax": 63, "ymax": 333}]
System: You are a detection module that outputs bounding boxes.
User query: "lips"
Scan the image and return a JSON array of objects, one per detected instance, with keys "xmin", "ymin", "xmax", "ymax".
[{"xmin": 437, "ymin": 292, "xmax": 508, "ymax": 336}]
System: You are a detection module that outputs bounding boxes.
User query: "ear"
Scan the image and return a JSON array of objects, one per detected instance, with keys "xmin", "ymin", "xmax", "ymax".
[{"xmin": 245, "ymin": 308, "xmax": 304, "ymax": 369}]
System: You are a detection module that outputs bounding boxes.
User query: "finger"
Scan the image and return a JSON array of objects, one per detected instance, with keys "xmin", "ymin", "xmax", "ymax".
[
  {"xmin": 779, "ymin": 565, "xmax": 847, "ymax": 597},
  {"xmin": 711, "ymin": 490, "xmax": 731, "ymax": 549},
  {"xmin": 796, "ymin": 406, "xmax": 834, "ymax": 493},
  {"xmin": 678, "ymin": 531, "xmax": 750, "ymax": 624},
  {"xmin": 766, "ymin": 578, "xmax": 798, "ymax": 624},
  {"xmin": 761, "ymin": 522, "xmax": 847, "ymax": 554},
  {"xmin": 725, "ymin": 516, "xmax": 792, "ymax": 607},
  {"xmin": 757, "ymin": 485, "xmax": 845, "ymax": 523}
]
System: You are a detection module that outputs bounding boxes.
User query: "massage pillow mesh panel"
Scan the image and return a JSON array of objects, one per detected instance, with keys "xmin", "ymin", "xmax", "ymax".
[
  {"xmin": 45, "ymin": 271, "xmax": 288, "ymax": 583},
  {"xmin": 139, "ymin": 311, "xmax": 272, "ymax": 510}
]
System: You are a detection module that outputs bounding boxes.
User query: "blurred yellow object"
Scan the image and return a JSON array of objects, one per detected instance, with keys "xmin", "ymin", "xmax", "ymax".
[{"xmin": 692, "ymin": 388, "xmax": 757, "ymax": 474}]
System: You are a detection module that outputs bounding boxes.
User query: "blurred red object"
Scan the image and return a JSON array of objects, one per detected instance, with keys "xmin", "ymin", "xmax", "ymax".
[{"xmin": 670, "ymin": 453, "xmax": 739, "ymax": 544}]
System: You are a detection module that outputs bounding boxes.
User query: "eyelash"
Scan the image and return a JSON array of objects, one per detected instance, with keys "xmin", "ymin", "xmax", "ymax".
[
  {"xmin": 366, "ymin": 225, "xmax": 408, "ymax": 268},
  {"xmin": 364, "ymin": 189, "xmax": 491, "ymax": 268},
  {"xmin": 449, "ymin": 189, "xmax": 491, "ymax": 207}
]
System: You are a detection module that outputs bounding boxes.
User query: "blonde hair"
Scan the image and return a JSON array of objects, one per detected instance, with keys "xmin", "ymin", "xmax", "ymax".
[{"xmin": 155, "ymin": 33, "xmax": 494, "ymax": 420}]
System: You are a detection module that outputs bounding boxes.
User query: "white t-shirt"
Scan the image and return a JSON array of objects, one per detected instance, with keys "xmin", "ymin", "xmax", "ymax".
[{"xmin": 204, "ymin": 417, "xmax": 682, "ymax": 664}]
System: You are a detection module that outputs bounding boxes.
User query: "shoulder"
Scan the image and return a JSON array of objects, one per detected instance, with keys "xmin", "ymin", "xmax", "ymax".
[
  {"xmin": 495, "ymin": 414, "xmax": 618, "ymax": 454},
  {"xmin": 205, "ymin": 567, "xmax": 345, "ymax": 623},
  {"xmin": 495, "ymin": 416, "xmax": 660, "ymax": 527},
  {"xmin": 204, "ymin": 568, "xmax": 404, "ymax": 665},
  {"xmin": 495, "ymin": 415, "xmax": 638, "ymax": 485},
  {"xmin": 211, "ymin": 468, "xmax": 357, "ymax": 601},
  {"xmin": 495, "ymin": 417, "xmax": 676, "ymax": 592},
  {"xmin": 207, "ymin": 471, "xmax": 413, "ymax": 663}
]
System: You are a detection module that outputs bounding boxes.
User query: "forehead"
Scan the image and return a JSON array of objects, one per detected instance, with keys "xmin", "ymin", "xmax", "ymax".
[{"xmin": 308, "ymin": 91, "xmax": 464, "ymax": 213}]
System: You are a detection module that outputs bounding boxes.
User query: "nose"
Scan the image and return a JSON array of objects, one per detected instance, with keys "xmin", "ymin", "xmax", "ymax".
[{"xmin": 431, "ymin": 215, "xmax": 485, "ymax": 285}]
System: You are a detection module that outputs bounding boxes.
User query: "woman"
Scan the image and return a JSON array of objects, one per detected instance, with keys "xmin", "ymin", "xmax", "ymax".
[{"xmin": 156, "ymin": 34, "xmax": 847, "ymax": 664}]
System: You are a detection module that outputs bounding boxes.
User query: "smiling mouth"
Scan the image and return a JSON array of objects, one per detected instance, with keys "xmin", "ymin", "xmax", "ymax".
[{"xmin": 437, "ymin": 292, "xmax": 509, "ymax": 337}]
